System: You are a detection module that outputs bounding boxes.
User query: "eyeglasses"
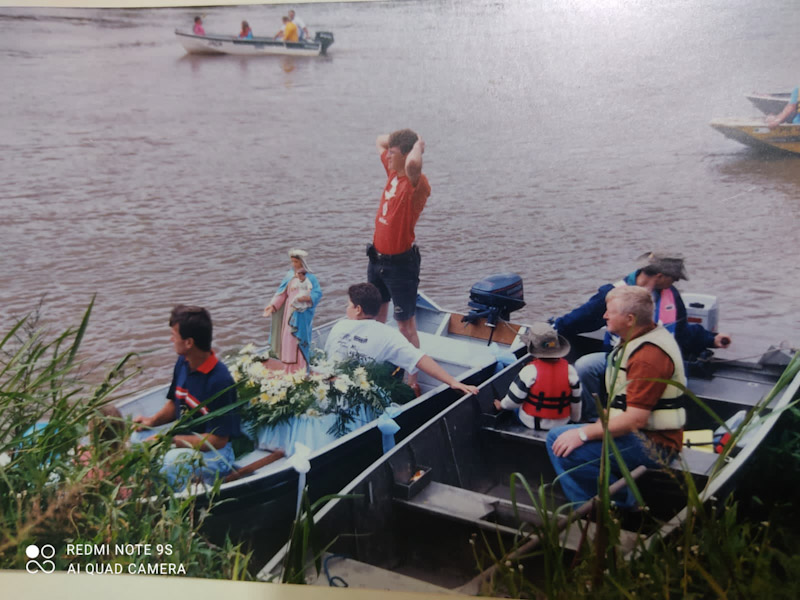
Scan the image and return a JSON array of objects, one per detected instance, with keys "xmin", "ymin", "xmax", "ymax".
[{"xmin": 297, "ymin": 271, "xmax": 307, "ymax": 276}]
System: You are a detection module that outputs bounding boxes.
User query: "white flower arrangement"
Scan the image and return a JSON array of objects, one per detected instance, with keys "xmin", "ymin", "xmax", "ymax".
[{"xmin": 229, "ymin": 347, "xmax": 415, "ymax": 438}]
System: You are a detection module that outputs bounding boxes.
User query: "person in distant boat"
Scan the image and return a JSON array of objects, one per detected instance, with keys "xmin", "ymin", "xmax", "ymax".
[
  {"xmin": 132, "ymin": 305, "xmax": 240, "ymax": 491},
  {"xmin": 493, "ymin": 322, "xmax": 582, "ymax": 430},
  {"xmin": 275, "ymin": 16, "xmax": 298, "ymax": 42},
  {"xmin": 551, "ymin": 251, "xmax": 731, "ymax": 421},
  {"xmin": 766, "ymin": 87, "xmax": 800, "ymax": 129},
  {"xmin": 263, "ymin": 249, "xmax": 323, "ymax": 373},
  {"xmin": 238, "ymin": 20, "xmax": 253, "ymax": 39},
  {"xmin": 547, "ymin": 286, "xmax": 687, "ymax": 509},
  {"xmin": 368, "ymin": 129, "xmax": 431, "ymax": 393},
  {"xmin": 288, "ymin": 9, "xmax": 309, "ymax": 41},
  {"xmin": 193, "ymin": 16, "xmax": 205, "ymax": 36},
  {"xmin": 324, "ymin": 283, "xmax": 480, "ymax": 397}
]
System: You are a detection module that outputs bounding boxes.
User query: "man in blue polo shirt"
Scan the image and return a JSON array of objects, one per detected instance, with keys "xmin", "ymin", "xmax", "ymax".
[{"xmin": 134, "ymin": 305, "xmax": 240, "ymax": 490}]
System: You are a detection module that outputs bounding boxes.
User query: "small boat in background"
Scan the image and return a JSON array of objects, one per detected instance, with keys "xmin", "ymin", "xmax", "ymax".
[
  {"xmin": 175, "ymin": 29, "xmax": 335, "ymax": 57},
  {"xmin": 745, "ymin": 92, "xmax": 791, "ymax": 115},
  {"xmin": 710, "ymin": 118, "xmax": 800, "ymax": 155}
]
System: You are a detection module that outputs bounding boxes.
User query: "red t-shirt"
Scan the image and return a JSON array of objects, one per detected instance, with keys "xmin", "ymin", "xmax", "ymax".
[
  {"xmin": 372, "ymin": 150, "xmax": 431, "ymax": 255},
  {"xmin": 625, "ymin": 341, "xmax": 683, "ymax": 452}
]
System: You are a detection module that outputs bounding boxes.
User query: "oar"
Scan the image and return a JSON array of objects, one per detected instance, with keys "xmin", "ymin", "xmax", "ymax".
[
  {"xmin": 455, "ymin": 465, "xmax": 647, "ymax": 595},
  {"xmin": 223, "ymin": 449, "xmax": 285, "ymax": 483}
]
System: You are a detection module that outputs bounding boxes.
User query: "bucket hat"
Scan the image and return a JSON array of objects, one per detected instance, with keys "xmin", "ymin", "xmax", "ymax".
[
  {"xmin": 637, "ymin": 251, "xmax": 689, "ymax": 281},
  {"xmin": 523, "ymin": 322, "xmax": 571, "ymax": 359}
]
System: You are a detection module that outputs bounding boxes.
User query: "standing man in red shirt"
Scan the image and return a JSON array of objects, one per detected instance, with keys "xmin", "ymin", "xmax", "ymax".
[{"xmin": 367, "ymin": 129, "xmax": 431, "ymax": 391}]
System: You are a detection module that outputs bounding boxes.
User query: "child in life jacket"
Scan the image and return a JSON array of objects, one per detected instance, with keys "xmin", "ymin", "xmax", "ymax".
[{"xmin": 493, "ymin": 322, "xmax": 582, "ymax": 430}]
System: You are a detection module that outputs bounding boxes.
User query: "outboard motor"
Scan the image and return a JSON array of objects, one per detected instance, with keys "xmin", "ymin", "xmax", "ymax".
[
  {"xmin": 463, "ymin": 273, "xmax": 525, "ymax": 343},
  {"xmin": 314, "ymin": 31, "xmax": 335, "ymax": 55}
]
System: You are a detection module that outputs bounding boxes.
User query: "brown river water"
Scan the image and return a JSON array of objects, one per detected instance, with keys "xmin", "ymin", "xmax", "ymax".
[{"xmin": 1, "ymin": 0, "xmax": 799, "ymax": 387}]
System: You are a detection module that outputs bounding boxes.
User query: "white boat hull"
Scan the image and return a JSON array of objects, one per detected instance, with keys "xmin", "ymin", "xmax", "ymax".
[{"xmin": 174, "ymin": 29, "xmax": 333, "ymax": 57}]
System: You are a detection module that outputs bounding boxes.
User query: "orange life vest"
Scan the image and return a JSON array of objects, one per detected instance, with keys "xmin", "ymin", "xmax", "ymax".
[{"xmin": 522, "ymin": 358, "xmax": 572, "ymax": 420}]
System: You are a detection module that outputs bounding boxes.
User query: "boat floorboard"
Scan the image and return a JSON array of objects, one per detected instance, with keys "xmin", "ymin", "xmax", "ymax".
[{"xmin": 308, "ymin": 553, "xmax": 460, "ymax": 595}]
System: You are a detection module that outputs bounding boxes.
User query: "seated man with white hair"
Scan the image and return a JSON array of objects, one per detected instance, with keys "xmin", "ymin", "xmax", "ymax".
[{"xmin": 547, "ymin": 286, "xmax": 688, "ymax": 508}]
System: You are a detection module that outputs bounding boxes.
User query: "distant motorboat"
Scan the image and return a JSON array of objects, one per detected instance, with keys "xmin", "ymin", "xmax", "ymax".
[
  {"xmin": 745, "ymin": 92, "xmax": 791, "ymax": 115},
  {"xmin": 710, "ymin": 118, "xmax": 800, "ymax": 155},
  {"xmin": 175, "ymin": 29, "xmax": 334, "ymax": 57}
]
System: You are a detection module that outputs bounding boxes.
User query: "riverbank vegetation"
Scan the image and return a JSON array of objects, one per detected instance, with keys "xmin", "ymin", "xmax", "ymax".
[{"xmin": 0, "ymin": 301, "xmax": 253, "ymax": 579}]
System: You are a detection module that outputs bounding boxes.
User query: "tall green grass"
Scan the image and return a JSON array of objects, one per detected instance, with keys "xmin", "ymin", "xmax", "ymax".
[
  {"xmin": 0, "ymin": 301, "xmax": 253, "ymax": 578},
  {"xmin": 277, "ymin": 487, "xmax": 361, "ymax": 584}
]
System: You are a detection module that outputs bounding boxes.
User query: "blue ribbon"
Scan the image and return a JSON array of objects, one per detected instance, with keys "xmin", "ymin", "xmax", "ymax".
[
  {"xmin": 377, "ymin": 405, "xmax": 402, "ymax": 453},
  {"xmin": 489, "ymin": 342, "xmax": 517, "ymax": 373}
]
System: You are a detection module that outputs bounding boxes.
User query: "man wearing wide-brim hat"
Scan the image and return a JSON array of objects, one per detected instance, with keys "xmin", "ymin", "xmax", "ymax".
[
  {"xmin": 550, "ymin": 251, "xmax": 732, "ymax": 421},
  {"xmin": 493, "ymin": 322, "xmax": 582, "ymax": 431}
]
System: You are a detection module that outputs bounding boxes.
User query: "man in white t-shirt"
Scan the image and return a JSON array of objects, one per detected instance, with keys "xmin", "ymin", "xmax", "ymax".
[
  {"xmin": 325, "ymin": 283, "xmax": 480, "ymax": 396},
  {"xmin": 288, "ymin": 9, "xmax": 309, "ymax": 41}
]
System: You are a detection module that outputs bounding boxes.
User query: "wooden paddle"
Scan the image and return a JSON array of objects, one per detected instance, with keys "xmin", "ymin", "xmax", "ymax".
[{"xmin": 223, "ymin": 449, "xmax": 285, "ymax": 483}]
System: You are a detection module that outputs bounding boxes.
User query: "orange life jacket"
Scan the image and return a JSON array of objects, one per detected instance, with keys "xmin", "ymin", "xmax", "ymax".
[{"xmin": 522, "ymin": 358, "xmax": 572, "ymax": 419}]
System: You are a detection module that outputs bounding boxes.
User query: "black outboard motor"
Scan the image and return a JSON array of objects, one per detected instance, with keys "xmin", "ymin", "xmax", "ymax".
[
  {"xmin": 314, "ymin": 31, "xmax": 335, "ymax": 55},
  {"xmin": 463, "ymin": 273, "xmax": 525, "ymax": 343}
]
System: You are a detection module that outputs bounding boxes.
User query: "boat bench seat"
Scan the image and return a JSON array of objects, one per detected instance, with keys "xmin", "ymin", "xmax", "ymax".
[
  {"xmin": 232, "ymin": 449, "xmax": 274, "ymax": 470},
  {"xmin": 395, "ymin": 481, "xmax": 640, "ymax": 554},
  {"xmin": 480, "ymin": 420, "xmax": 721, "ymax": 477},
  {"xmin": 395, "ymin": 480, "xmax": 532, "ymax": 534},
  {"xmin": 418, "ymin": 331, "xmax": 497, "ymax": 369}
]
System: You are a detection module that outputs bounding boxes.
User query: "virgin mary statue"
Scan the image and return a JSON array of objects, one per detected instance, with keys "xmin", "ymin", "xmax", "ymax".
[{"xmin": 263, "ymin": 249, "xmax": 323, "ymax": 372}]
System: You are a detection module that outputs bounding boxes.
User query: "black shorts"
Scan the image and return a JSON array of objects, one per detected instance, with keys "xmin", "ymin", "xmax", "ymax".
[{"xmin": 366, "ymin": 245, "xmax": 421, "ymax": 322}]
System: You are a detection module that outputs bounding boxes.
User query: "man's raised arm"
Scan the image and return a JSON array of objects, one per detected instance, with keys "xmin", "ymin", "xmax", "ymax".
[
  {"xmin": 376, "ymin": 134, "xmax": 390, "ymax": 153},
  {"xmin": 405, "ymin": 137, "xmax": 424, "ymax": 186}
]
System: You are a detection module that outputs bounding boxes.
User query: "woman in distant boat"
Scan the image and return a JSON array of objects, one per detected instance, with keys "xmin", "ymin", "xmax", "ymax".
[
  {"xmin": 263, "ymin": 249, "xmax": 323, "ymax": 373},
  {"xmin": 238, "ymin": 21, "xmax": 253, "ymax": 40},
  {"xmin": 193, "ymin": 16, "xmax": 205, "ymax": 36},
  {"xmin": 766, "ymin": 87, "xmax": 799, "ymax": 129}
]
